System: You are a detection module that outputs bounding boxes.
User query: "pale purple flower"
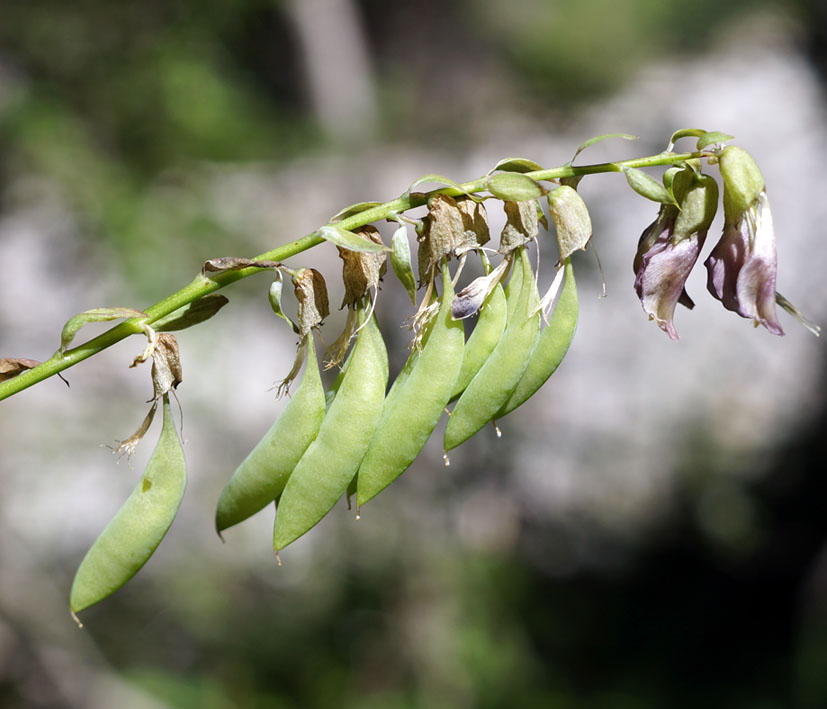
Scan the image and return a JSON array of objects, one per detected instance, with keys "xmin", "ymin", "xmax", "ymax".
[
  {"xmin": 633, "ymin": 208, "xmax": 706, "ymax": 340},
  {"xmin": 704, "ymin": 190, "xmax": 783, "ymax": 335}
]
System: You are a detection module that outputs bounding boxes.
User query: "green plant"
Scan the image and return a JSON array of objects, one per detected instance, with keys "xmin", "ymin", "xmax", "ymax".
[{"xmin": 0, "ymin": 129, "xmax": 818, "ymax": 621}]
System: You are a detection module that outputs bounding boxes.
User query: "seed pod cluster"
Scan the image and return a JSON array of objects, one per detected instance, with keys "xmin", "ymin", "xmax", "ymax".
[
  {"xmin": 70, "ymin": 179, "xmax": 584, "ymax": 618},
  {"xmin": 212, "ymin": 190, "xmax": 581, "ymax": 562}
]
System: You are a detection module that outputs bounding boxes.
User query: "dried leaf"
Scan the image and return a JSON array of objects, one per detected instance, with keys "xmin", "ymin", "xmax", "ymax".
[
  {"xmin": 0, "ymin": 357, "xmax": 41, "ymax": 383},
  {"xmin": 499, "ymin": 201, "xmax": 540, "ymax": 255},
  {"xmin": 59, "ymin": 307, "xmax": 147, "ymax": 354},
  {"xmin": 114, "ymin": 401, "xmax": 158, "ymax": 461},
  {"xmin": 293, "ymin": 268, "xmax": 330, "ymax": 334},
  {"xmin": 151, "ymin": 333, "xmax": 182, "ymax": 400},
  {"xmin": 154, "ymin": 295, "xmax": 229, "ymax": 332},
  {"xmin": 456, "ymin": 198, "xmax": 490, "ymax": 255},
  {"xmin": 548, "ymin": 186, "xmax": 592, "ymax": 260},
  {"xmin": 339, "ymin": 226, "xmax": 387, "ymax": 309},
  {"xmin": 201, "ymin": 257, "xmax": 281, "ymax": 275}
]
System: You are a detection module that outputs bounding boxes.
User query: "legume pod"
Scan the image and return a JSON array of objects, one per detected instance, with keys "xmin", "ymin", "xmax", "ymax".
[
  {"xmin": 215, "ymin": 335, "xmax": 326, "ymax": 533},
  {"xmin": 443, "ymin": 247, "xmax": 540, "ymax": 451},
  {"xmin": 498, "ymin": 258, "xmax": 577, "ymax": 416},
  {"xmin": 274, "ymin": 312, "xmax": 388, "ymax": 551},
  {"xmin": 70, "ymin": 395, "xmax": 186, "ymax": 614},
  {"xmin": 357, "ymin": 262, "xmax": 465, "ymax": 506}
]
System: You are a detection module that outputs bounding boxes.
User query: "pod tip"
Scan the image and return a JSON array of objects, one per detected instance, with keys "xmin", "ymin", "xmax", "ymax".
[{"xmin": 70, "ymin": 610, "xmax": 84, "ymax": 629}]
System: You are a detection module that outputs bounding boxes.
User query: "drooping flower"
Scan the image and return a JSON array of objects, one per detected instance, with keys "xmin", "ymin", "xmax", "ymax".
[
  {"xmin": 633, "ymin": 169, "xmax": 718, "ymax": 340},
  {"xmin": 704, "ymin": 147, "xmax": 783, "ymax": 335}
]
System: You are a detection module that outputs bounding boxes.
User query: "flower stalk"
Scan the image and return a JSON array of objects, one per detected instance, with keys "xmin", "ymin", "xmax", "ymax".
[{"xmin": 0, "ymin": 149, "xmax": 704, "ymax": 402}]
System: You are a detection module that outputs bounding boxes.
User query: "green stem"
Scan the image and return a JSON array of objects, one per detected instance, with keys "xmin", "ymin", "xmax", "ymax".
[{"xmin": 0, "ymin": 150, "xmax": 698, "ymax": 402}]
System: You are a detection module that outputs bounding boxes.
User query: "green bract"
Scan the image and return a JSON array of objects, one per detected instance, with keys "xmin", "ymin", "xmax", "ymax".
[{"xmin": 486, "ymin": 172, "xmax": 545, "ymax": 201}]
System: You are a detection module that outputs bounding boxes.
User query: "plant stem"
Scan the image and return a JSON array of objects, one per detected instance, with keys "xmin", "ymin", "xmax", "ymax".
[{"xmin": 0, "ymin": 150, "xmax": 699, "ymax": 402}]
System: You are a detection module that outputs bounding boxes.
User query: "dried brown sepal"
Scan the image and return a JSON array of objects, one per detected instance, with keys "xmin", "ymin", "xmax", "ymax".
[
  {"xmin": 154, "ymin": 295, "xmax": 229, "ymax": 332},
  {"xmin": 417, "ymin": 219, "xmax": 433, "ymax": 288},
  {"xmin": 276, "ymin": 334, "xmax": 308, "ymax": 397},
  {"xmin": 498, "ymin": 201, "xmax": 540, "ymax": 256},
  {"xmin": 293, "ymin": 268, "xmax": 330, "ymax": 335},
  {"xmin": 326, "ymin": 307, "xmax": 361, "ymax": 369},
  {"xmin": 338, "ymin": 226, "xmax": 386, "ymax": 310},
  {"xmin": 418, "ymin": 195, "xmax": 465, "ymax": 274},
  {"xmin": 130, "ymin": 326, "xmax": 159, "ymax": 368},
  {"xmin": 201, "ymin": 257, "xmax": 281, "ymax": 276},
  {"xmin": 114, "ymin": 400, "xmax": 158, "ymax": 461},
  {"xmin": 455, "ymin": 198, "xmax": 491, "ymax": 255},
  {"xmin": 0, "ymin": 357, "xmax": 41, "ymax": 382},
  {"xmin": 151, "ymin": 333, "xmax": 183, "ymax": 400}
]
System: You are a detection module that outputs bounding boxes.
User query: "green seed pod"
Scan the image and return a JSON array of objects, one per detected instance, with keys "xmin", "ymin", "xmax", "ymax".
[
  {"xmin": 215, "ymin": 335, "xmax": 326, "ymax": 533},
  {"xmin": 70, "ymin": 395, "xmax": 186, "ymax": 616},
  {"xmin": 390, "ymin": 225, "xmax": 418, "ymax": 305},
  {"xmin": 356, "ymin": 261, "xmax": 465, "ymax": 506},
  {"xmin": 548, "ymin": 186, "xmax": 592, "ymax": 260},
  {"xmin": 498, "ymin": 259, "xmax": 578, "ymax": 416},
  {"xmin": 450, "ymin": 281, "xmax": 507, "ymax": 400},
  {"xmin": 486, "ymin": 172, "xmax": 545, "ymax": 202},
  {"xmin": 444, "ymin": 247, "xmax": 541, "ymax": 451},
  {"xmin": 274, "ymin": 310, "xmax": 388, "ymax": 552}
]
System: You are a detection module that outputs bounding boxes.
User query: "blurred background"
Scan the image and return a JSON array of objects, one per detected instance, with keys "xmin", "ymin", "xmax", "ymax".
[{"xmin": 2, "ymin": 1, "xmax": 827, "ymax": 707}]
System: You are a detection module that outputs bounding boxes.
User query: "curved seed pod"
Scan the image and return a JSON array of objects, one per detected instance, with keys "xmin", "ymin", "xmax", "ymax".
[
  {"xmin": 504, "ymin": 252, "xmax": 524, "ymax": 320},
  {"xmin": 450, "ymin": 282, "xmax": 507, "ymax": 401},
  {"xmin": 274, "ymin": 312, "xmax": 388, "ymax": 552},
  {"xmin": 444, "ymin": 247, "xmax": 541, "ymax": 451},
  {"xmin": 356, "ymin": 262, "xmax": 465, "ymax": 506},
  {"xmin": 70, "ymin": 395, "xmax": 186, "ymax": 615},
  {"xmin": 498, "ymin": 259, "xmax": 578, "ymax": 417},
  {"xmin": 215, "ymin": 335, "xmax": 326, "ymax": 533}
]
